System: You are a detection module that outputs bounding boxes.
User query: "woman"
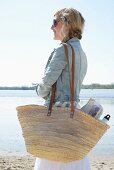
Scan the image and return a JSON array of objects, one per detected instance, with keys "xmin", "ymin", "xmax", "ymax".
[{"xmin": 34, "ymin": 8, "xmax": 91, "ymax": 170}]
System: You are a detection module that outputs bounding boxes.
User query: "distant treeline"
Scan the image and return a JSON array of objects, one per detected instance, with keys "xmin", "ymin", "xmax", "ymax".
[
  {"xmin": 0, "ymin": 86, "xmax": 35, "ymax": 90},
  {"xmin": 0, "ymin": 84, "xmax": 114, "ymax": 90},
  {"xmin": 82, "ymin": 83, "xmax": 114, "ymax": 89}
]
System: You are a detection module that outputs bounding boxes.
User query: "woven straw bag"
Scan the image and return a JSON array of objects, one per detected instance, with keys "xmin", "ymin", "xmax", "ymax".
[{"xmin": 17, "ymin": 44, "xmax": 109, "ymax": 162}]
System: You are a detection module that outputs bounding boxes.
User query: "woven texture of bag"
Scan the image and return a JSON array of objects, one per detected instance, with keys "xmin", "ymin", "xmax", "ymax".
[{"xmin": 17, "ymin": 104, "xmax": 109, "ymax": 162}]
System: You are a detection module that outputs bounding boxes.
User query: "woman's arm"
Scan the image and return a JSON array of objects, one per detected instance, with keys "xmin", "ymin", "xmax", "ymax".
[{"xmin": 37, "ymin": 45, "xmax": 67, "ymax": 98}]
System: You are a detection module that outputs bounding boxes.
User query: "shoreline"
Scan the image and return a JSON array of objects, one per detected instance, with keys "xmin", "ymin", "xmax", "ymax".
[{"xmin": 0, "ymin": 152, "xmax": 114, "ymax": 170}]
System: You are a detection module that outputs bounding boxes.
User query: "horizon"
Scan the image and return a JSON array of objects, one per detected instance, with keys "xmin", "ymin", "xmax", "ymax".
[{"xmin": 0, "ymin": 83, "xmax": 114, "ymax": 88}]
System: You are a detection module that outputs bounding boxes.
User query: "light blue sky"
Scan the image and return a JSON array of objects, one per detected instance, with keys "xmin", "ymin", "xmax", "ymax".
[{"xmin": 0, "ymin": 0, "xmax": 114, "ymax": 86}]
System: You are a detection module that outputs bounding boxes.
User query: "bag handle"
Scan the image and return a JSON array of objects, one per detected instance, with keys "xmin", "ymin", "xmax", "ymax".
[
  {"xmin": 47, "ymin": 44, "xmax": 75, "ymax": 118},
  {"xmin": 47, "ymin": 83, "xmax": 56, "ymax": 116},
  {"xmin": 63, "ymin": 43, "xmax": 75, "ymax": 118}
]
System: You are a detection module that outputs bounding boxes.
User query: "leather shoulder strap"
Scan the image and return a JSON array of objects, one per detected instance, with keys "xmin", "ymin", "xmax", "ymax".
[
  {"xmin": 63, "ymin": 43, "xmax": 75, "ymax": 118},
  {"xmin": 48, "ymin": 43, "xmax": 75, "ymax": 118},
  {"xmin": 47, "ymin": 83, "xmax": 56, "ymax": 116}
]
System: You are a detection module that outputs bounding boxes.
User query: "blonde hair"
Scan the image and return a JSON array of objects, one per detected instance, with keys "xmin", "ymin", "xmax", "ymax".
[{"xmin": 54, "ymin": 8, "xmax": 85, "ymax": 41}]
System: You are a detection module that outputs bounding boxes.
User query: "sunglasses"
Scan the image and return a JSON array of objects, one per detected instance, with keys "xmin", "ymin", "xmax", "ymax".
[{"xmin": 52, "ymin": 19, "xmax": 59, "ymax": 28}]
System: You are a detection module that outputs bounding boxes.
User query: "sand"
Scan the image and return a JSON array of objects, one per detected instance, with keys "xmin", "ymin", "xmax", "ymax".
[
  {"xmin": 0, "ymin": 154, "xmax": 114, "ymax": 170},
  {"xmin": 90, "ymin": 156, "xmax": 114, "ymax": 170}
]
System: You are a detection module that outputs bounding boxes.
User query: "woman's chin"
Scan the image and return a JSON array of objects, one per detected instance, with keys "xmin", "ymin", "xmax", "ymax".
[
  {"xmin": 53, "ymin": 37, "xmax": 58, "ymax": 41},
  {"xmin": 53, "ymin": 36, "xmax": 56, "ymax": 40},
  {"xmin": 53, "ymin": 36, "xmax": 61, "ymax": 41},
  {"xmin": 53, "ymin": 34, "xmax": 57, "ymax": 40}
]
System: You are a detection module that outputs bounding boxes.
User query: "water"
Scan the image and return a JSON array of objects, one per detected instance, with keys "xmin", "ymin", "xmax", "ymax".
[{"xmin": 0, "ymin": 89, "xmax": 114, "ymax": 156}]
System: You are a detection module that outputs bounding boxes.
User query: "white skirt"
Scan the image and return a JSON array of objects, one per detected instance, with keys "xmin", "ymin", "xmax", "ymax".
[{"xmin": 34, "ymin": 156, "xmax": 91, "ymax": 170}]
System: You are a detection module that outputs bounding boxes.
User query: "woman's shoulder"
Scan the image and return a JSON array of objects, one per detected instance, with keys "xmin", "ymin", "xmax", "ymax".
[
  {"xmin": 54, "ymin": 43, "xmax": 71, "ymax": 55},
  {"xmin": 54, "ymin": 43, "xmax": 65, "ymax": 51},
  {"xmin": 54, "ymin": 38, "xmax": 80, "ymax": 51}
]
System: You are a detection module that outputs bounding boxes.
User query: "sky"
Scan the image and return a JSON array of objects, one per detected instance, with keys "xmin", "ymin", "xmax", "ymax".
[{"xmin": 0, "ymin": 0, "xmax": 114, "ymax": 86}]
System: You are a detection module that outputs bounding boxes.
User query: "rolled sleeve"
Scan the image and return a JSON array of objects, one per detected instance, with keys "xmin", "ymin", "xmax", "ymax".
[{"xmin": 36, "ymin": 83, "xmax": 51, "ymax": 98}]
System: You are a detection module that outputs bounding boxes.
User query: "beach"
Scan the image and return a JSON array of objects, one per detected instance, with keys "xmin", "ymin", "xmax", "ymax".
[
  {"xmin": 0, "ymin": 153, "xmax": 114, "ymax": 170},
  {"xmin": 90, "ymin": 155, "xmax": 114, "ymax": 170},
  {"xmin": 0, "ymin": 154, "xmax": 35, "ymax": 170}
]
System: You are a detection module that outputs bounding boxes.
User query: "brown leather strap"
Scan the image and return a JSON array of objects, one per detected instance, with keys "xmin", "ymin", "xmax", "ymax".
[
  {"xmin": 71, "ymin": 45, "xmax": 75, "ymax": 117},
  {"xmin": 63, "ymin": 43, "xmax": 75, "ymax": 118},
  {"xmin": 47, "ymin": 83, "xmax": 56, "ymax": 116},
  {"xmin": 48, "ymin": 44, "xmax": 75, "ymax": 118},
  {"xmin": 63, "ymin": 44, "xmax": 72, "ymax": 92}
]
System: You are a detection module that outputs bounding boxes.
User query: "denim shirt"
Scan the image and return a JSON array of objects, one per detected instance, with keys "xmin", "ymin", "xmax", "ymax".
[{"xmin": 37, "ymin": 37, "xmax": 87, "ymax": 103}]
